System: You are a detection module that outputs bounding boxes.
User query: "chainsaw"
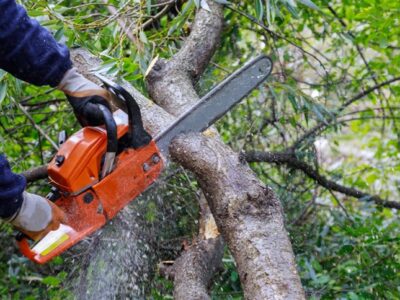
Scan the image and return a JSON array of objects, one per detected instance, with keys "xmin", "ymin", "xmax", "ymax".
[{"xmin": 16, "ymin": 55, "xmax": 273, "ymax": 264}]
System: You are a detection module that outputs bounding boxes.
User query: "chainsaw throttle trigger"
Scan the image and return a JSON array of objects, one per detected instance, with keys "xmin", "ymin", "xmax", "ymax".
[
  {"xmin": 95, "ymin": 74, "xmax": 152, "ymax": 149},
  {"xmin": 98, "ymin": 104, "xmax": 117, "ymax": 178}
]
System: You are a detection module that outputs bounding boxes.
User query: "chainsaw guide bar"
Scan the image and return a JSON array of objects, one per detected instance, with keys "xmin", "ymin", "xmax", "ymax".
[
  {"xmin": 155, "ymin": 55, "xmax": 273, "ymax": 156},
  {"xmin": 16, "ymin": 55, "xmax": 273, "ymax": 264}
]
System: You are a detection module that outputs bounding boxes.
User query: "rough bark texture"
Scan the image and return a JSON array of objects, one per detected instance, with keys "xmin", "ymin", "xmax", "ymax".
[
  {"xmin": 173, "ymin": 236, "xmax": 224, "ymax": 300},
  {"xmin": 171, "ymin": 134, "xmax": 305, "ymax": 299},
  {"xmin": 146, "ymin": 2, "xmax": 305, "ymax": 299}
]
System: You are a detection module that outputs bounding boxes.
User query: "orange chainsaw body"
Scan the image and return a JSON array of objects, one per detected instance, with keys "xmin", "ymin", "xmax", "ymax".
[
  {"xmin": 17, "ymin": 79, "xmax": 164, "ymax": 264},
  {"xmin": 18, "ymin": 118, "xmax": 163, "ymax": 264}
]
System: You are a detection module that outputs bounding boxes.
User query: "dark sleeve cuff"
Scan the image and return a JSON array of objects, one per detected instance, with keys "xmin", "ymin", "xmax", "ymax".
[{"xmin": 0, "ymin": 155, "xmax": 26, "ymax": 219}]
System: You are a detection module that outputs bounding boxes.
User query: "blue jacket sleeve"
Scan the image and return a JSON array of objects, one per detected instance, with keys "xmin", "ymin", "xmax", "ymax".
[
  {"xmin": 0, "ymin": 155, "xmax": 25, "ymax": 219},
  {"xmin": 0, "ymin": 0, "xmax": 73, "ymax": 87}
]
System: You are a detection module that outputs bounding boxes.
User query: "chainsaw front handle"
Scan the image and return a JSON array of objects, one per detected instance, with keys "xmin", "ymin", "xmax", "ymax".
[
  {"xmin": 98, "ymin": 104, "xmax": 117, "ymax": 178},
  {"xmin": 95, "ymin": 74, "xmax": 152, "ymax": 149}
]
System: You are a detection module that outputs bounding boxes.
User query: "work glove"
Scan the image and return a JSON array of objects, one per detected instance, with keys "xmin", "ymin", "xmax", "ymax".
[
  {"xmin": 9, "ymin": 192, "xmax": 66, "ymax": 241},
  {"xmin": 58, "ymin": 68, "xmax": 113, "ymax": 126}
]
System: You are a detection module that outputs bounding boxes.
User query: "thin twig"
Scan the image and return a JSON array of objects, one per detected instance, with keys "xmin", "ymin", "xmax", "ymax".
[
  {"xmin": 12, "ymin": 99, "xmax": 59, "ymax": 150},
  {"xmin": 292, "ymin": 76, "xmax": 400, "ymax": 149},
  {"xmin": 244, "ymin": 150, "xmax": 400, "ymax": 209},
  {"xmin": 227, "ymin": 4, "xmax": 329, "ymax": 77}
]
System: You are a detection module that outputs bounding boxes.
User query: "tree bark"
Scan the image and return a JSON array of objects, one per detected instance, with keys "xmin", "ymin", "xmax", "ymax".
[
  {"xmin": 173, "ymin": 236, "xmax": 224, "ymax": 299},
  {"xmin": 70, "ymin": 48, "xmax": 226, "ymax": 299}
]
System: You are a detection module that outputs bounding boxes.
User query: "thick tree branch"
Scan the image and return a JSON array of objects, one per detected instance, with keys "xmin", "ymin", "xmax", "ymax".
[
  {"xmin": 147, "ymin": 1, "xmax": 224, "ymax": 113},
  {"xmin": 245, "ymin": 150, "xmax": 400, "ymax": 209},
  {"xmin": 22, "ymin": 165, "xmax": 48, "ymax": 183},
  {"xmin": 146, "ymin": 3, "xmax": 228, "ymax": 298}
]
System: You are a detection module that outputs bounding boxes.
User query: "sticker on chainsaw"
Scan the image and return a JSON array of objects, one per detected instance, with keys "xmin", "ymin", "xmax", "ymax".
[{"xmin": 32, "ymin": 224, "xmax": 74, "ymax": 256}]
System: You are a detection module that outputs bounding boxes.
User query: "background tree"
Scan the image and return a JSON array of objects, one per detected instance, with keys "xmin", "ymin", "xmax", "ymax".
[{"xmin": 0, "ymin": 0, "xmax": 399, "ymax": 299}]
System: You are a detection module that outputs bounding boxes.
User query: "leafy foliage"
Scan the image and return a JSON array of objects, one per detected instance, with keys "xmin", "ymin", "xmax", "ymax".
[{"xmin": 0, "ymin": 0, "xmax": 399, "ymax": 299}]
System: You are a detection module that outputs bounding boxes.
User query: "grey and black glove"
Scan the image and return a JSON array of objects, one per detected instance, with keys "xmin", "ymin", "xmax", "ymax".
[
  {"xmin": 8, "ymin": 192, "xmax": 66, "ymax": 241},
  {"xmin": 58, "ymin": 68, "xmax": 113, "ymax": 126}
]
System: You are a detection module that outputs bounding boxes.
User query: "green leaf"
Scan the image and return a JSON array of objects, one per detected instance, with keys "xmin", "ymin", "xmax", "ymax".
[
  {"xmin": 230, "ymin": 271, "xmax": 239, "ymax": 282},
  {"xmin": 288, "ymin": 94, "xmax": 299, "ymax": 111},
  {"xmin": 255, "ymin": 0, "xmax": 264, "ymax": 20},
  {"xmin": 54, "ymin": 27, "xmax": 64, "ymax": 42},
  {"xmin": 200, "ymin": 0, "xmax": 211, "ymax": 11},
  {"xmin": 311, "ymin": 259, "xmax": 322, "ymax": 272},
  {"xmin": 0, "ymin": 69, "xmax": 6, "ymax": 81},
  {"xmin": 146, "ymin": 0, "xmax": 152, "ymax": 15},
  {"xmin": 314, "ymin": 274, "xmax": 330, "ymax": 285},
  {"xmin": 379, "ymin": 37, "xmax": 388, "ymax": 48},
  {"xmin": 0, "ymin": 82, "xmax": 7, "ymax": 106},
  {"xmin": 52, "ymin": 256, "xmax": 64, "ymax": 266},
  {"xmin": 297, "ymin": 0, "xmax": 319, "ymax": 11},
  {"xmin": 312, "ymin": 104, "xmax": 329, "ymax": 124},
  {"xmin": 266, "ymin": 0, "xmax": 279, "ymax": 25},
  {"xmin": 139, "ymin": 31, "xmax": 148, "ymax": 44},
  {"xmin": 42, "ymin": 276, "xmax": 61, "ymax": 287},
  {"xmin": 338, "ymin": 244, "xmax": 354, "ymax": 255}
]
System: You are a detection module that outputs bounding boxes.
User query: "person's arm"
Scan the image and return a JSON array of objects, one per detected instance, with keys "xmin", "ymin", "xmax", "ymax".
[
  {"xmin": 0, "ymin": 0, "xmax": 114, "ymax": 126},
  {"xmin": 0, "ymin": 155, "xmax": 66, "ymax": 240},
  {"xmin": 0, "ymin": 0, "xmax": 72, "ymax": 86}
]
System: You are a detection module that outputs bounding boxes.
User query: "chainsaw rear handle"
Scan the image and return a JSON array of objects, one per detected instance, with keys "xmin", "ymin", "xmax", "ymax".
[
  {"xmin": 95, "ymin": 74, "xmax": 152, "ymax": 149},
  {"xmin": 16, "ymin": 234, "xmax": 36, "ymax": 261},
  {"xmin": 98, "ymin": 104, "xmax": 117, "ymax": 178}
]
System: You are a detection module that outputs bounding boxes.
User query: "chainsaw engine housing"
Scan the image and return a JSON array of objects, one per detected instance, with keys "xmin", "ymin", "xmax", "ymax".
[{"xmin": 18, "ymin": 84, "xmax": 163, "ymax": 264}]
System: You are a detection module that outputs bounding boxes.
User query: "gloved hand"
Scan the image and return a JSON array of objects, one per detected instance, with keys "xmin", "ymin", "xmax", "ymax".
[
  {"xmin": 10, "ymin": 192, "xmax": 66, "ymax": 241},
  {"xmin": 58, "ymin": 68, "xmax": 113, "ymax": 126}
]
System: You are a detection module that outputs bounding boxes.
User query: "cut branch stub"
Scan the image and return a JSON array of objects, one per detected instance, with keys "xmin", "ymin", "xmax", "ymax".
[{"xmin": 173, "ymin": 236, "xmax": 224, "ymax": 300}]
